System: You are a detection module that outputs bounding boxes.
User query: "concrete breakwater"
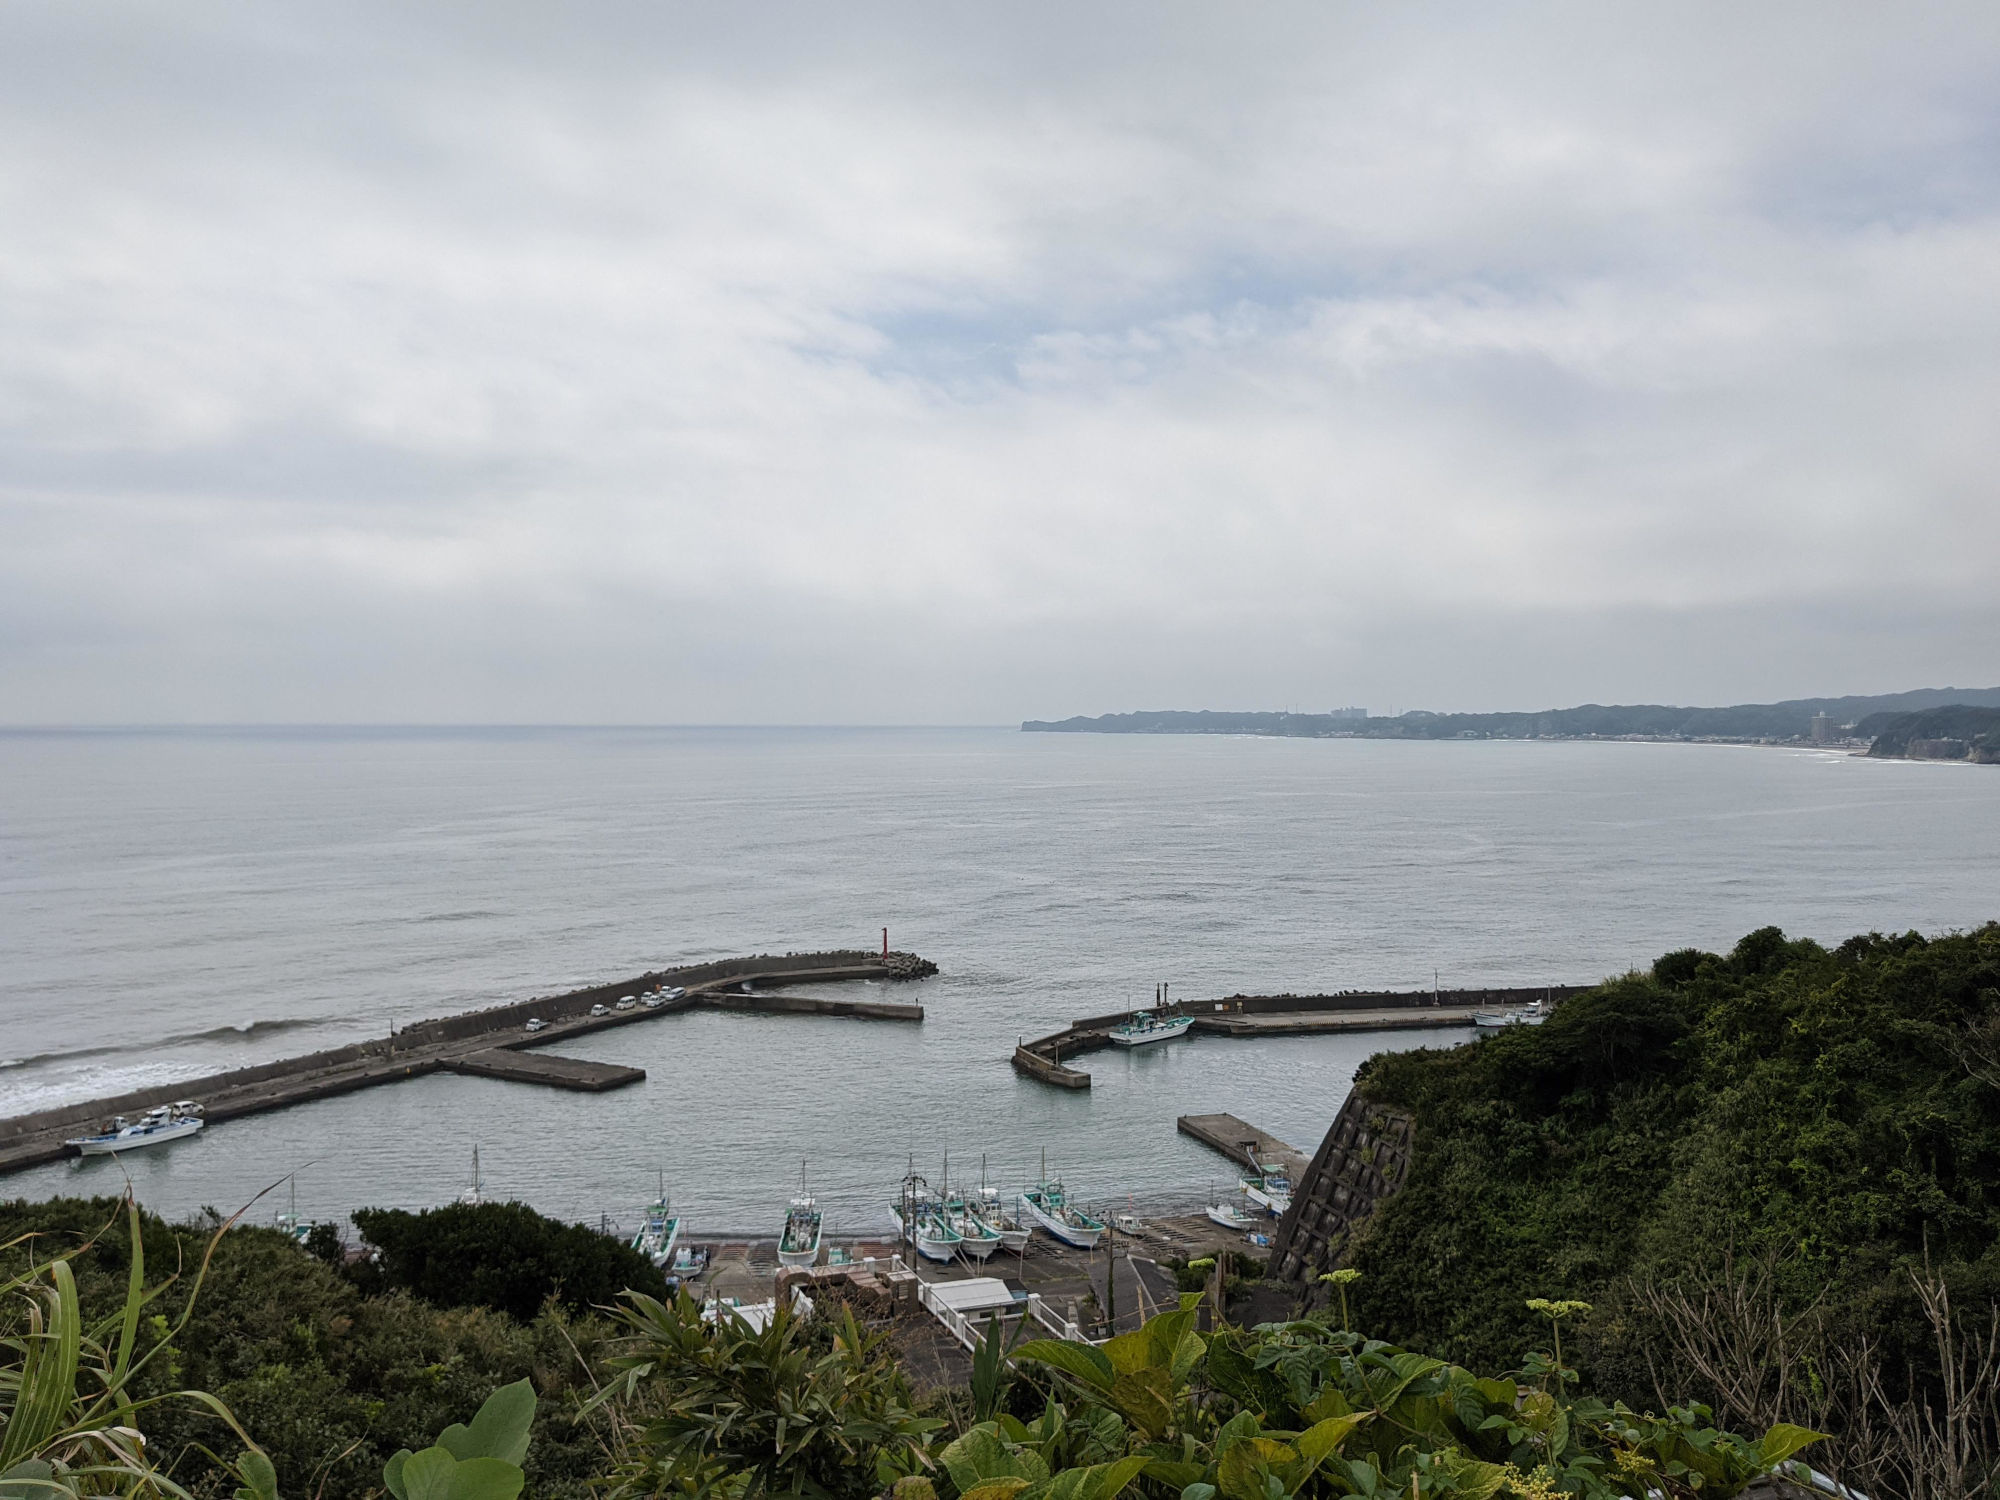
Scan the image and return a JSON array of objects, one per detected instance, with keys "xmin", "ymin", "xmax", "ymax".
[
  {"xmin": 0, "ymin": 948, "xmax": 934, "ymax": 1176},
  {"xmin": 1011, "ymin": 984, "xmax": 1590, "ymax": 1088}
]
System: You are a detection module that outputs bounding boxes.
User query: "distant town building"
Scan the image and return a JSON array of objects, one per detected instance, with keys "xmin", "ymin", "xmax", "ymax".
[
  {"xmin": 1811, "ymin": 712, "xmax": 1833, "ymax": 743},
  {"xmin": 1328, "ymin": 706, "xmax": 1367, "ymax": 721}
]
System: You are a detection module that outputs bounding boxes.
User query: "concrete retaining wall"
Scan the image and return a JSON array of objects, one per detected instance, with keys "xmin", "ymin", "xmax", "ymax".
[{"xmin": 1267, "ymin": 1090, "xmax": 1416, "ymax": 1294}]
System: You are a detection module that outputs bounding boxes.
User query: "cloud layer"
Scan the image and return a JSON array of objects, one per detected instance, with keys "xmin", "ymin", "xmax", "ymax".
[{"xmin": 4, "ymin": 2, "xmax": 1998, "ymax": 721}]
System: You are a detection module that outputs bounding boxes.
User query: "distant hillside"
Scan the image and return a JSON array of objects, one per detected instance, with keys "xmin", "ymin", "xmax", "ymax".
[
  {"xmin": 1862, "ymin": 704, "xmax": 2000, "ymax": 763},
  {"xmin": 1024, "ymin": 686, "xmax": 2000, "ymax": 743}
]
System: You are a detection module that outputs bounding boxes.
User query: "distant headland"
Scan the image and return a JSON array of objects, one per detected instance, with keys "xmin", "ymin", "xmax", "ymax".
[{"xmin": 1024, "ymin": 686, "xmax": 2000, "ymax": 763}]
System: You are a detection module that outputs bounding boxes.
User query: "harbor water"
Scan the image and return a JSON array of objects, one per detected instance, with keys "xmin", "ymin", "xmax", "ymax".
[{"xmin": 3, "ymin": 726, "xmax": 1997, "ymax": 1236}]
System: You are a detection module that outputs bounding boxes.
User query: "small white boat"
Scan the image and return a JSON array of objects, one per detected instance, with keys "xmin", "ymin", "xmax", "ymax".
[
  {"xmin": 913, "ymin": 1210, "xmax": 962, "ymax": 1264},
  {"xmin": 1113, "ymin": 1212, "xmax": 1144, "ymax": 1236},
  {"xmin": 1107, "ymin": 1010, "xmax": 1193, "ymax": 1047},
  {"xmin": 457, "ymin": 1145, "xmax": 486, "ymax": 1206},
  {"xmin": 975, "ymin": 1183, "xmax": 1034, "ymax": 1252},
  {"xmin": 1207, "ymin": 1200, "xmax": 1256, "ymax": 1230},
  {"xmin": 945, "ymin": 1197, "xmax": 1003, "ymax": 1261},
  {"xmin": 1473, "ymin": 998, "xmax": 1552, "ymax": 1034},
  {"xmin": 1240, "ymin": 1162, "xmax": 1292, "ymax": 1217},
  {"xmin": 66, "ymin": 1104, "xmax": 204, "ymax": 1157},
  {"xmin": 1019, "ymin": 1155, "xmax": 1104, "ymax": 1249},
  {"xmin": 777, "ymin": 1163, "xmax": 823, "ymax": 1268},
  {"xmin": 667, "ymin": 1242, "xmax": 709, "ymax": 1285}
]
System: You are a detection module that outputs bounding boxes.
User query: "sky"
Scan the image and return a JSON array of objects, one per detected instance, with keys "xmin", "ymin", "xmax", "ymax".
[{"xmin": 3, "ymin": 2, "xmax": 1998, "ymax": 724}]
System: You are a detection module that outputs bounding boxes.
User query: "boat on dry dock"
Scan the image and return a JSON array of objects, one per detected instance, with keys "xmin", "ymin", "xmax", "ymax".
[
  {"xmin": 777, "ymin": 1164, "xmax": 824, "ymax": 1269},
  {"xmin": 1019, "ymin": 1153, "xmax": 1104, "ymax": 1249}
]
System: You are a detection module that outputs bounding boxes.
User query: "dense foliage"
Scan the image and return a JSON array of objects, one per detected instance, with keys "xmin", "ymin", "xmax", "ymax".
[
  {"xmin": 1860, "ymin": 706, "xmax": 2000, "ymax": 761},
  {"xmin": 583, "ymin": 1286, "xmax": 1812, "ymax": 1500},
  {"xmin": 348, "ymin": 1201, "xmax": 662, "ymax": 1321},
  {"xmin": 1343, "ymin": 924, "xmax": 2000, "ymax": 1402},
  {"xmin": 0, "ymin": 1198, "xmax": 612, "ymax": 1500}
]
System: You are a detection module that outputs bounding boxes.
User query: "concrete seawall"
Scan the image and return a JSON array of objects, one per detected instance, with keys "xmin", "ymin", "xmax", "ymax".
[
  {"xmin": 1010, "ymin": 984, "xmax": 1591, "ymax": 1088},
  {"xmin": 0, "ymin": 948, "xmax": 934, "ymax": 1176}
]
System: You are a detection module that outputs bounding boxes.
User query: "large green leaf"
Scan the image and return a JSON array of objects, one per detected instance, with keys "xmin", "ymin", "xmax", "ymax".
[
  {"xmin": 1757, "ymin": 1425, "xmax": 1828, "ymax": 1468},
  {"xmin": 1104, "ymin": 1368, "xmax": 1174, "ymax": 1440},
  {"xmin": 0, "ymin": 1460, "xmax": 56, "ymax": 1500},
  {"xmin": 445, "ymin": 1457, "xmax": 526, "ymax": 1500},
  {"xmin": 233, "ymin": 1450, "xmax": 280, "ymax": 1500},
  {"xmin": 941, "ymin": 1427, "xmax": 1050, "ymax": 1491},
  {"xmin": 1014, "ymin": 1340, "xmax": 1117, "ymax": 1392},
  {"xmin": 961, "ymin": 1481, "xmax": 1034, "ymax": 1500},
  {"xmin": 396, "ymin": 1448, "xmax": 460, "ymax": 1500},
  {"xmin": 1101, "ymin": 1329, "xmax": 1158, "ymax": 1378},
  {"xmin": 1293, "ymin": 1415, "xmax": 1363, "ymax": 1469},
  {"xmin": 1217, "ymin": 1438, "xmax": 1297, "ymax": 1500},
  {"xmin": 1170, "ymin": 1329, "xmax": 1207, "ymax": 1387},
  {"xmin": 1046, "ymin": 1455, "xmax": 1151, "ymax": 1500},
  {"xmin": 438, "ymin": 1380, "xmax": 536, "ymax": 1466}
]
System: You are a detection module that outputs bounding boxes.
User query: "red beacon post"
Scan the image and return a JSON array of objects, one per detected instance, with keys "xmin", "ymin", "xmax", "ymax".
[{"xmin": 882, "ymin": 927, "xmax": 889, "ymax": 959}]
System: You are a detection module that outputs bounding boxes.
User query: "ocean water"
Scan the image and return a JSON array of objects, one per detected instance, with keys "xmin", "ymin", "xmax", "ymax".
[{"xmin": 2, "ymin": 726, "xmax": 1996, "ymax": 1237}]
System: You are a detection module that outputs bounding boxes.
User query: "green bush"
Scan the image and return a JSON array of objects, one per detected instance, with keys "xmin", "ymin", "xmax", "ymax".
[{"xmin": 349, "ymin": 1201, "xmax": 661, "ymax": 1321}]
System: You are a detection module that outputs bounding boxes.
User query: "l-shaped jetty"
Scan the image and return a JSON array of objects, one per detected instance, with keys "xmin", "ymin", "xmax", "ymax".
[
  {"xmin": 0, "ymin": 948, "xmax": 935, "ymax": 1177},
  {"xmin": 1010, "ymin": 983, "xmax": 1586, "ymax": 1087}
]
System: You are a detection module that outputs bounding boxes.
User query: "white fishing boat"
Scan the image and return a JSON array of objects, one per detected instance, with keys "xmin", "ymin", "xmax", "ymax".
[
  {"xmin": 630, "ymin": 1175, "xmax": 683, "ymax": 1268},
  {"xmin": 666, "ymin": 1242, "xmax": 709, "ymax": 1286},
  {"xmin": 1106, "ymin": 1010, "xmax": 1193, "ymax": 1047},
  {"xmin": 65, "ymin": 1103, "xmax": 203, "ymax": 1157},
  {"xmin": 1019, "ymin": 1154, "xmax": 1104, "ymax": 1249},
  {"xmin": 1473, "ymin": 997, "xmax": 1552, "ymax": 1034},
  {"xmin": 946, "ymin": 1196, "xmax": 1003, "ymax": 1261},
  {"xmin": 1206, "ymin": 1200, "xmax": 1256, "ymax": 1230},
  {"xmin": 1240, "ymin": 1162, "xmax": 1293, "ymax": 1217},
  {"xmin": 777, "ymin": 1163, "xmax": 823, "ymax": 1269},
  {"xmin": 275, "ymin": 1177, "xmax": 314, "ymax": 1244},
  {"xmin": 913, "ymin": 1209, "xmax": 962, "ymax": 1264},
  {"xmin": 974, "ymin": 1159, "xmax": 1033, "ymax": 1252}
]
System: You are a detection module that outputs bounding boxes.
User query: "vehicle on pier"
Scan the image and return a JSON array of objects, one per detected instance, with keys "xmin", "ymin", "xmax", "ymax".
[
  {"xmin": 65, "ymin": 1102, "xmax": 204, "ymax": 1157},
  {"xmin": 1107, "ymin": 1010, "xmax": 1193, "ymax": 1046},
  {"xmin": 777, "ymin": 1163, "xmax": 823, "ymax": 1268},
  {"xmin": 523, "ymin": 1017, "xmax": 548, "ymax": 1032},
  {"xmin": 1019, "ymin": 1154, "xmax": 1104, "ymax": 1249}
]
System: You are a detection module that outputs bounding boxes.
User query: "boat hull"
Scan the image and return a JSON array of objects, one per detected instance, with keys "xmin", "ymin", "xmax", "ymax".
[
  {"xmin": 1206, "ymin": 1205, "xmax": 1254, "ymax": 1230},
  {"xmin": 1107, "ymin": 1017, "xmax": 1193, "ymax": 1046},
  {"xmin": 69, "ymin": 1118, "xmax": 203, "ymax": 1155},
  {"xmin": 913, "ymin": 1232, "xmax": 959, "ymax": 1264},
  {"xmin": 776, "ymin": 1237, "xmax": 821, "ymax": 1269},
  {"xmin": 1019, "ymin": 1192, "xmax": 1103, "ymax": 1250}
]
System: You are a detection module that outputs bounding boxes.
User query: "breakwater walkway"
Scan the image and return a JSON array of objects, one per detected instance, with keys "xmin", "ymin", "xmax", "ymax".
[
  {"xmin": 1011, "ymin": 983, "xmax": 1588, "ymax": 1088},
  {"xmin": 0, "ymin": 948, "xmax": 934, "ymax": 1176}
]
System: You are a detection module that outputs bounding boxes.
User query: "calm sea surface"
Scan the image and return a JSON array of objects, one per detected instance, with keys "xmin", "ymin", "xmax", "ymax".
[{"xmin": 3, "ymin": 727, "xmax": 1996, "ymax": 1237}]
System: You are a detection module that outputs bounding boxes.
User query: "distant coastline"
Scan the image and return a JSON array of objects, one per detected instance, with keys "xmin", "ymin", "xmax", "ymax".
[{"xmin": 1024, "ymin": 686, "xmax": 2000, "ymax": 764}]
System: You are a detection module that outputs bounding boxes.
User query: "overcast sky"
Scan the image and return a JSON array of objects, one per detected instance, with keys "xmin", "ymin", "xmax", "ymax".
[{"xmin": 3, "ymin": 3, "xmax": 1997, "ymax": 723}]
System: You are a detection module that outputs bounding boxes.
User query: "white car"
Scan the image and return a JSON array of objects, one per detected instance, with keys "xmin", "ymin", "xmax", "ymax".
[
  {"xmin": 658, "ymin": 986, "xmax": 686, "ymax": 1001},
  {"xmin": 641, "ymin": 993, "xmax": 665, "ymax": 1008},
  {"xmin": 615, "ymin": 996, "xmax": 637, "ymax": 1011},
  {"xmin": 589, "ymin": 1003, "xmax": 611, "ymax": 1017},
  {"xmin": 524, "ymin": 1017, "xmax": 548, "ymax": 1033}
]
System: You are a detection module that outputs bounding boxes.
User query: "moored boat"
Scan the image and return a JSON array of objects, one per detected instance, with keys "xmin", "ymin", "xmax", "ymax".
[
  {"xmin": 65, "ymin": 1103, "xmax": 204, "ymax": 1157},
  {"xmin": 1473, "ymin": 998, "xmax": 1551, "ymax": 1034},
  {"xmin": 1106, "ymin": 1010, "xmax": 1193, "ymax": 1047}
]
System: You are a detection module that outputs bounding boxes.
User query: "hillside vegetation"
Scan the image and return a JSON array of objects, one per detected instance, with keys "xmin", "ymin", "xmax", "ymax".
[{"xmin": 1346, "ymin": 924, "xmax": 2000, "ymax": 1418}]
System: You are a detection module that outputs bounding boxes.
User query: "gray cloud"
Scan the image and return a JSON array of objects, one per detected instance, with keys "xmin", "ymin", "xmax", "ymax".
[{"xmin": 3, "ymin": 1, "xmax": 1998, "ymax": 722}]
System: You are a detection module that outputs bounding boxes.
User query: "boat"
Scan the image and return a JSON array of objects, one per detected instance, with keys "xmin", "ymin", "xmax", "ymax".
[
  {"xmin": 1018, "ymin": 1153, "xmax": 1104, "ymax": 1249},
  {"xmin": 945, "ymin": 1194, "xmax": 1003, "ymax": 1261},
  {"xmin": 1206, "ymin": 1198, "xmax": 1255, "ymax": 1230},
  {"xmin": 1240, "ymin": 1161, "xmax": 1293, "ymax": 1217},
  {"xmin": 912, "ymin": 1208, "xmax": 962, "ymax": 1264},
  {"xmin": 777, "ymin": 1164, "xmax": 823, "ymax": 1269},
  {"xmin": 666, "ymin": 1242, "xmax": 709, "ymax": 1287},
  {"xmin": 457, "ymin": 1146, "xmax": 486, "ymax": 1206},
  {"xmin": 1106, "ymin": 1010, "xmax": 1193, "ymax": 1047},
  {"xmin": 974, "ymin": 1158, "xmax": 1033, "ymax": 1252},
  {"xmin": 630, "ymin": 1175, "xmax": 683, "ymax": 1268},
  {"xmin": 275, "ymin": 1177, "xmax": 314, "ymax": 1244},
  {"xmin": 65, "ymin": 1103, "xmax": 204, "ymax": 1157},
  {"xmin": 1473, "ymin": 997, "xmax": 1552, "ymax": 1034},
  {"xmin": 1113, "ymin": 1213, "xmax": 1143, "ymax": 1236}
]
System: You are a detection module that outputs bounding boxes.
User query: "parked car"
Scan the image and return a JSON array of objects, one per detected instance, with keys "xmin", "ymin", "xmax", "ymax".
[
  {"xmin": 659, "ymin": 986, "xmax": 686, "ymax": 1000},
  {"xmin": 615, "ymin": 996, "xmax": 637, "ymax": 1011},
  {"xmin": 589, "ymin": 1003, "xmax": 611, "ymax": 1017},
  {"xmin": 524, "ymin": 1017, "xmax": 548, "ymax": 1033}
]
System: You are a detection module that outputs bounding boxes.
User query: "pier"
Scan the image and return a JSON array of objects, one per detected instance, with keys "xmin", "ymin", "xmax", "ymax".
[
  {"xmin": 1176, "ymin": 1113, "xmax": 1309, "ymax": 1179},
  {"xmin": 0, "ymin": 948, "xmax": 935, "ymax": 1176},
  {"xmin": 1010, "ymin": 983, "xmax": 1588, "ymax": 1087}
]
